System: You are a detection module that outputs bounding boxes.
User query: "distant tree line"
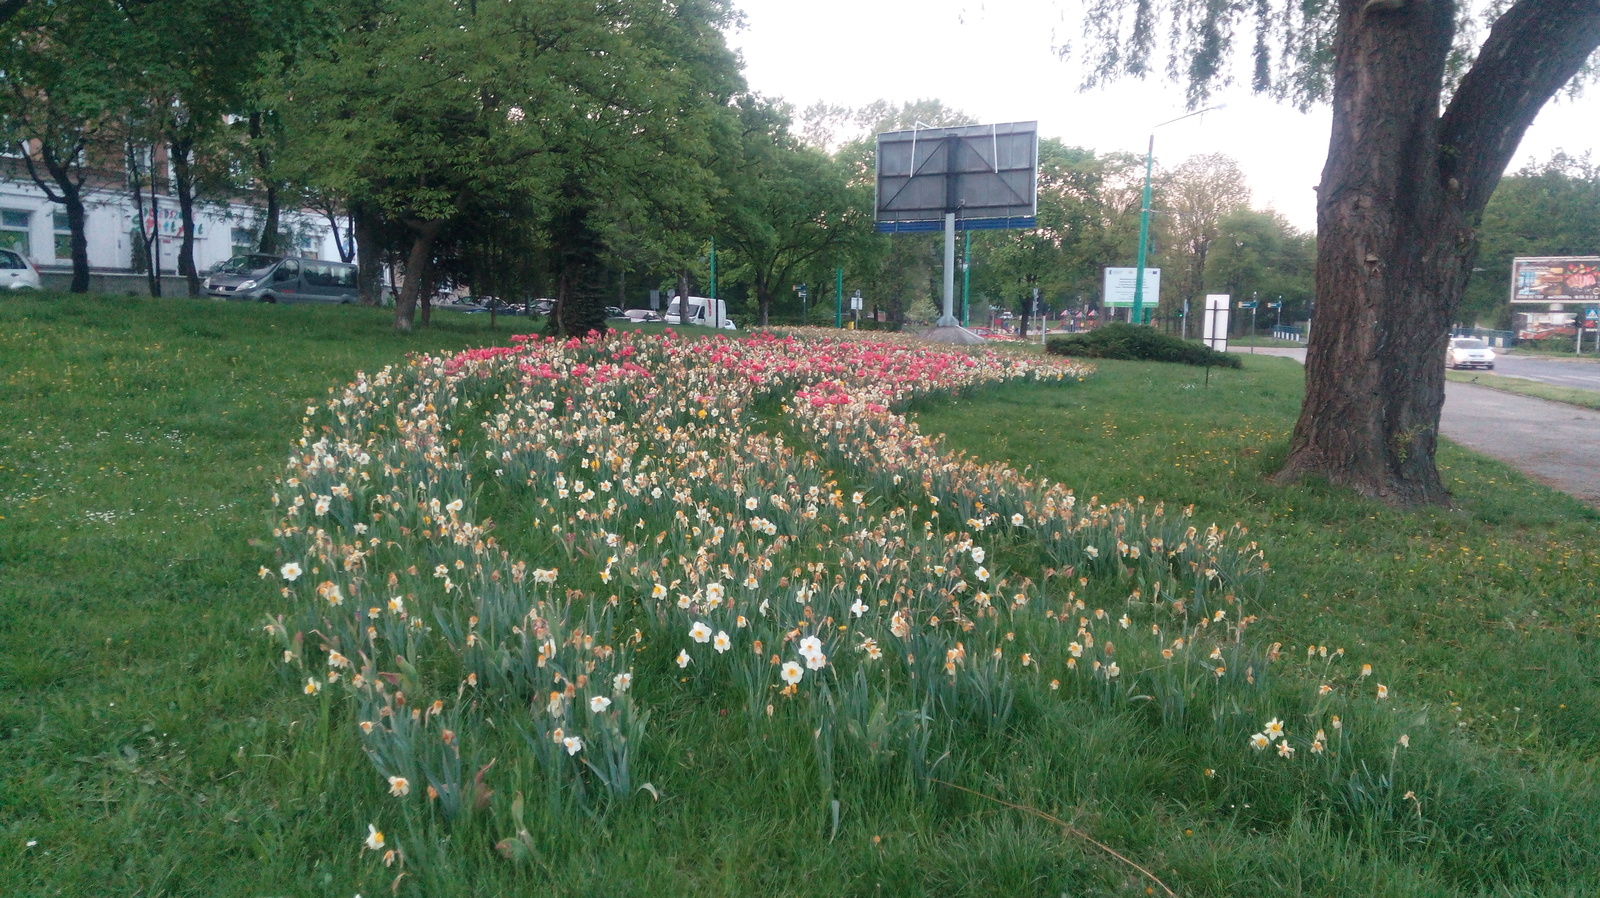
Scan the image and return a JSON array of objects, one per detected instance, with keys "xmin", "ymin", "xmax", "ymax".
[{"xmin": 1, "ymin": 0, "xmax": 1320, "ymax": 335}]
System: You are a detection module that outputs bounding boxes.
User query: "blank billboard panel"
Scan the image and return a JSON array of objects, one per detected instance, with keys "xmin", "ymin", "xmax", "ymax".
[{"xmin": 875, "ymin": 122, "xmax": 1038, "ymax": 230}]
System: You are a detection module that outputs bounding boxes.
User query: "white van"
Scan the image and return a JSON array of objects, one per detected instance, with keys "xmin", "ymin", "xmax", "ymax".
[{"xmin": 663, "ymin": 295, "xmax": 736, "ymax": 329}]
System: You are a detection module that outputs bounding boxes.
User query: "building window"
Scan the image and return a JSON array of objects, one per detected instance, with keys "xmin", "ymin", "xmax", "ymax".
[
  {"xmin": 0, "ymin": 209, "xmax": 30, "ymax": 256},
  {"xmin": 53, "ymin": 211, "xmax": 71, "ymax": 259},
  {"xmin": 298, "ymin": 235, "xmax": 319, "ymax": 261},
  {"xmin": 232, "ymin": 227, "xmax": 253, "ymax": 257}
]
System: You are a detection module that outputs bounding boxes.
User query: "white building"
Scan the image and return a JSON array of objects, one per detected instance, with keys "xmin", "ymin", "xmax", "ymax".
[{"xmin": 0, "ymin": 175, "xmax": 345, "ymax": 290}]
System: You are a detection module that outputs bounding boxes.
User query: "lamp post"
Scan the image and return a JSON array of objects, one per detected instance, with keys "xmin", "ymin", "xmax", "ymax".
[{"xmin": 1132, "ymin": 104, "xmax": 1225, "ymax": 326}]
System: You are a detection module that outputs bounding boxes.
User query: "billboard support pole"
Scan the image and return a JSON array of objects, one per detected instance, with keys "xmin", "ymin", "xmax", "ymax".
[{"xmin": 939, "ymin": 212, "xmax": 959, "ymax": 327}]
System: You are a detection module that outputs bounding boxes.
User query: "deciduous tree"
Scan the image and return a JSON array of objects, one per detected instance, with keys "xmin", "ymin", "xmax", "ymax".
[{"xmin": 1077, "ymin": 0, "xmax": 1600, "ymax": 504}]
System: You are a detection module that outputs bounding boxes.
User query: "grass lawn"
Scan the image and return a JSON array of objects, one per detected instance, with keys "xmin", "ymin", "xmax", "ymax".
[{"xmin": 3, "ymin": 296, "xmax": 1598, "ymax": 897}]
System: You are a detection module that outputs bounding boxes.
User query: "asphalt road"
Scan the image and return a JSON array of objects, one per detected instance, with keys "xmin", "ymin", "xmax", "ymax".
[
  {"xmin": 1249, "ymin": 348, "xmax": 1600, "ymax": 506},
  {"xmin": 1484, "ymin": 353, "xmax": 1600, "ymax": 390}
]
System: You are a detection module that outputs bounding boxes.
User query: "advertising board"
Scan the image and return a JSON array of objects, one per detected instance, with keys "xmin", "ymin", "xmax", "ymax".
[
  {"xmin": 1101, "ymin": 267, "xmax": 1161, "ymax": 307},
  {"xmin": 1510, "ymin": 256, "xmax": 1600, "ymax": 304}
]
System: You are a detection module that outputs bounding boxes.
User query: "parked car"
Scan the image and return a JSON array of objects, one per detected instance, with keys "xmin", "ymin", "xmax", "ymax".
[
  {"xmin": 207, "ymin": 255, "xmax": 361, "ymax": 304},
  {"xmin": 204, "ymin": 254, "xmax": 283, "ymax": 298},
  {"xmin": 0, "ymin": 248, "xmax": 41, "ymax": 290},
  {"xmin": 623, "ymin": 309, "xmax": 662, "ymax": 323},
  {"xmin": 1446, "ymin": 336, "xmax": 1496, "ymax": 370}
]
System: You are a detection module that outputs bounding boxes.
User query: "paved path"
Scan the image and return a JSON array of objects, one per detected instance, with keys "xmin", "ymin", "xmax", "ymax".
[{"xmin": 1247, "ymin": 348, "xmax": 1600, "ymax": 506}]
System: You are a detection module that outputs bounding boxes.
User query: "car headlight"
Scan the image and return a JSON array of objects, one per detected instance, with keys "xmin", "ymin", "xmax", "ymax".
[{"xmin": 237, "ymin": 279, "xmax": 258, "ymax": 290}]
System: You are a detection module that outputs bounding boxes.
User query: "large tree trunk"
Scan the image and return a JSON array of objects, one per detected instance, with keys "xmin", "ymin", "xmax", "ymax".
[
  {"xmin": 25, "ymin": 147, "xmax": 91, "ymax": 293},
  {"xmin": 353, "ymin": 201, "xmax": 382, "ymax": 306},
  {"xmin": 171, "ymin": 137, "xmax": 200, "ymax": 298},
  {"xmin": 1274, "ymin": 0, "xmax": 1600, "ymax": 505},
  {"xmin": 394, "ymin": 220, "xmax": 444, "ymax": 333},
  {"xmin": 755, "ymin": 277, "xmax": 773, "ymax": 327}
]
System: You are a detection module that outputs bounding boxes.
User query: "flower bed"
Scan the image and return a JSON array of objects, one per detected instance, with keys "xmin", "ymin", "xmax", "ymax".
[{"xmin": 263, "ymin": 329, "xmax": 1402, "ymax": 877}]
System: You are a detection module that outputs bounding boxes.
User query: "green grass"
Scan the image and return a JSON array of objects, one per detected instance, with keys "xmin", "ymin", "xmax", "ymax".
[
  {"xmin": 3, "ymin": 297, "xmax": 1599, "ymax": 896},
  {"xmin": 1446, "ymin": 368, "xmax": 1600, "ymax": 411}
]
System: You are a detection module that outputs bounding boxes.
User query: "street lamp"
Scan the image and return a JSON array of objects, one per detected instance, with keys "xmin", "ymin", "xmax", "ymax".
[{"xmin": 1132, "ymin": 104, "xmax": 1225, "ymax": 326}]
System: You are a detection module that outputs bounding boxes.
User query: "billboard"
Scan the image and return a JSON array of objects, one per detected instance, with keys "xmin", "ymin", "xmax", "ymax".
[
  {"xmin": 1101, "ymin": 267, "xmax": 1161, "ymax": 307},
  {"xmin": 1510, "ymin": 256, "xmax": 1600, "ymax": 304},
  {"xmin": 874, "ymin": 122, "xmax": 1038, "ymax": 233}
]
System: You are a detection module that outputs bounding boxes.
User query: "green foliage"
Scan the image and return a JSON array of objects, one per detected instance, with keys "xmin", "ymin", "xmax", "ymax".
[
  {"xmin": 1463, "ymin": 153, "xmax": 1600, "ymax": 326},
  {"xmin": 1047, "ymin": 322, "xmax": 1243, "ymax": 367},
  {"xmin": 1205, "ymin": 208, "xmax": 1317, "ymax": 322}
]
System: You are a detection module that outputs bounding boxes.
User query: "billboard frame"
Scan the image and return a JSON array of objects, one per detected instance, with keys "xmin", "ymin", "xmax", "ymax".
[{"xmin": 1509, "ymin": 256, "xmax": 1600, "ymax": 304}]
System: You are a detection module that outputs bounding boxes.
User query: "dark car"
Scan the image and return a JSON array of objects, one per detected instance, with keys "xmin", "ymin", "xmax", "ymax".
[{"xmin": 203, "ymin": 253, "xmax": 283, "ymax": 298}]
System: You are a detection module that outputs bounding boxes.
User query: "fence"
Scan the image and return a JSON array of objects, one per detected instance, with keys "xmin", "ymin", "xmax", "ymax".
[{"xmin": 1454, "ymin": 327, "xmax": 1517, "ymax": 348}]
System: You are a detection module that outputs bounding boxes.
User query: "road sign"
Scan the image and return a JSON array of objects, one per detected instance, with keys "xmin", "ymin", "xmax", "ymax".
[
  {"xmin": 1267, "ymin": 301, "xmax": 1281, "ymax": 309},
  {"xmin": 1239, "ymin": 301, "xmax": 1257, "ymax": 309},
  {"xmin": 1585, "ymin": 307, "xmax": 1599, "ymax": 321}
]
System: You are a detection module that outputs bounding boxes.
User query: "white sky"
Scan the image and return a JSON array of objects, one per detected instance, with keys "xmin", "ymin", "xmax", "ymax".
[{"xmin": 724, "ymin": 0, "xmax": 1600, "ymax": 233}]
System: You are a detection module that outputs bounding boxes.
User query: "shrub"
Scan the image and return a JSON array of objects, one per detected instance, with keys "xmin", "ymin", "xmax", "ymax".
[{"xmin": 1046, "ymin": 322, "xmax": 1242, "ymax": 368}]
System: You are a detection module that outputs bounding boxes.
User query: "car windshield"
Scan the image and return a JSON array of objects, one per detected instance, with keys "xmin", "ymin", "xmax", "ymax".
[
  {"xmin": 216, "ymin": 254, "xmax": 281, "ymax": 275},
  {"xmin": 1452, "ymin": 338, "xmax": 1488, "ymax": 349}
]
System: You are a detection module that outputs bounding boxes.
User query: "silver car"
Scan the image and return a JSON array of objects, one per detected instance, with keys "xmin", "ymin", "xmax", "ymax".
[
  {"xmin": 1, "ymin": 248, "xmax": 41, "ymax": 290},
  {"xmin": 1447, "ymin": 337, "xmax": 1496, "ymax": 370}
]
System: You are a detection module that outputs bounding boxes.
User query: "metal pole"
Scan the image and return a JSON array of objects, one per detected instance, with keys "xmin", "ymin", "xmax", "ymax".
[
  {"xmin": 835, "ymin": 267, "xmax": 843, "ymax": 328},
  {"xmin": 939, "ymin": 212, "xmax": 958, "ymax": 327},
  {"xmin": 1132, "ymin": 134, "xmax": 1154, "ymax": 326}
]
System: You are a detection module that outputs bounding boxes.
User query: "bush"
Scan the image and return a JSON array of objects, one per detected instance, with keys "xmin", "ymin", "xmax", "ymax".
[{"xmin": 1046, "ymin": 322, "xmax": 1242, "ymax": 368}]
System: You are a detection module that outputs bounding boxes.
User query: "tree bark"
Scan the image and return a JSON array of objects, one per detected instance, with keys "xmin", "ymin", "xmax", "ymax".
[
  {"xmin": 394, "ymin": 220, "xmax": 445, "ymax": 333},
  {"xmin": 353, "ymin": 201, "xmax": 382, "ymax": 306},
  {"xmin": 170, "ymin": 136, "xmax": 200, "ymax": 297},
  {"xmin": 1274, "ymin": 0, "xmax": 1600, "ymax": 505},
  {"xmin": 23, "ymin": 143, "xmax": 91, "ymax": 293}
]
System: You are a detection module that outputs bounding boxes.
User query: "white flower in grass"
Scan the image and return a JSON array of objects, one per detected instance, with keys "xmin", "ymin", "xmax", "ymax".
[
  {"xmin": 563, "ymin": 735, "xmax": 584, "ymax": 755},
  {"xmin": 806, "ymin": 651, "xmax": 828, "ymax": 671},
  {"xmin": 970, "ymin": 546, "xmax": 986, "ymax": 563},
  {"xmin": 849, "ymin": 598, "xmax": 867, "ymax": 618},
  {"xmin": 745, "ymin": 497, "xmax": 759, "ymax": 510},
  {"xmin": 798, "ymin": 636, "xmax": 823, "ymax": 661},
  {"xmin": 713, "ymin": 631, "xmax": 731, "ymax": 653},
  {"xmin": 613, "ymin": 671, "xmax": 632, "ymax": 693},
  {"xmin": 676, "ymin": 649, "xmax": 692, "ymax": 669},
  {"xmin": 1011, "ymin": 513, "xmax": 1024, "ymax": 526},
  {"xmin": 1249, "ymin": 733, "xmax": 1270, "ymax": 750},
  {"xmin": 364, "ymin": 824, "xmax": 385, "ymax": 850},
  {"xmin": 974, "ymin": 566, "xmax": 989, "ymax": 582},
  {"xmin": 281, "ymin": 562, "xmax": 302, "ymax": 581},
  {"xmin": 689, "ymin": 621, "xmax": 712, "ymax": 643},
  {"xmin": 780, "ymin": 661, "xmax": 804, "ymax": 685},
  {"xmin": 590, "ymin": 696, "xmax": 612, "ymax": 713},
  {"xmin": 387, "ymin": 776, "xmax": 410, "ymax": 797}
]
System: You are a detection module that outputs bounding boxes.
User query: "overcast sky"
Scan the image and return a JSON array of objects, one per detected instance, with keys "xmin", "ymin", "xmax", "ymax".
[{"xmin": 723, "ymin": 1, "xmax": 1600, "ymax": 232}]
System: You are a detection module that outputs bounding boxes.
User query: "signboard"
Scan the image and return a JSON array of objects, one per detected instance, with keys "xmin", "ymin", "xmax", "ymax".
[
  {"xmin": 1239, "ymin": 301, "xmax": 1257, "ymax": 309},
  {"xmin": 1101, "ymin": 267, "xmax": 1161, "ymax": 307},
  {"xmin": 1202, "ymin": 294, "xmax": 1230, "ymax": 352},
  {"xmin": 874, "ymin": 122, "xmax": 1038, "ymax": 233},
  {"xmin": 1510, "ymin": 256, "xmax": 1600, "ymax": 304}
]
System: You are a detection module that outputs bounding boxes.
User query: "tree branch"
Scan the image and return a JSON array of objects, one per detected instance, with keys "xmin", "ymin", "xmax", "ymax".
[{"xmin": 1439, "ymin": 0, "xmax": 1600, "ymax": 215}]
